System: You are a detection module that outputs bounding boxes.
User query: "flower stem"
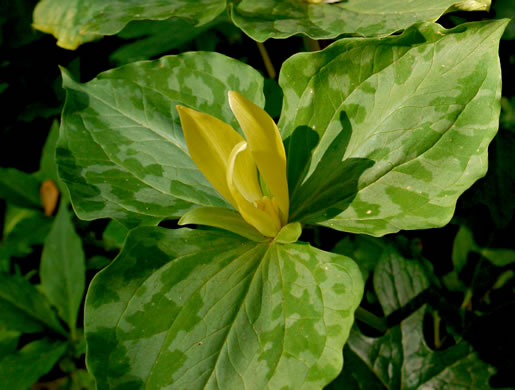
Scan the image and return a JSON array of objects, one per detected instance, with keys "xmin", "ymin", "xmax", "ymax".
[{"xmin": 256, "ymin": 42, "xmax": 276, "ymax": 79}]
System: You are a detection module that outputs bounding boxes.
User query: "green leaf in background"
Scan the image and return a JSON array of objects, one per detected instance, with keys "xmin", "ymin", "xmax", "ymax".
[
  {"xmin": 334, "ymin": 246, "xmax": 497, "ymax": 389},
  {"xmin": 0, "ymin": 329, "xmax": 20, "ymax": 358},
  {"xmin": 471, "ymin": 129, "xmax": 515, "ymax": 228},
  {"xmin": 279, "ymin": 20, "xmax": 507, "ymax": 236},
  {"xmin": 492, "ymin": 0, "xmax": 515, "ymax": 39},
  {"xmin": 0, "ymin": 167, "xmax": 42, "ymax": 209},
  {"xmin": 110, "ymin": 17, "xmax": 221, "ymax": 66},
  {"xmin": 0, "ymin": 339, "xmax": 67, "ymax": 390},
  {"xmin": 58, "ymin": 52, "xmax": 265, "ymax": 227},
  {"xmin": 40, "ymin": 204, "xmax": 85, "ymax": 334},
  {"xmin": 332, "ymin": 235, "xmax": 386, "ymax": 282},
  {"xmin": 102, "ymin": 219, "xmax": 129, "ymax": 250},
  {"xmin": 230, "ymin": 0, "xmax": 490, "ymax": 42},
  {"xmin": 452, "ymin": 225, "xmax": 477, "ymax": 273},
  {"xmin": 0, "ymin": 272, "xmax": 65, "ymax": 334},
  {"xmin": 32, "ymin": 0, "xmax": 227, "ymax": 49},
  {"xmin": 0, "ymin": 205, "xmax": 53, "ymax": 269},
  {"xmin": 85, "ymin": 227, "xmax": 363, "ymax": 389}
]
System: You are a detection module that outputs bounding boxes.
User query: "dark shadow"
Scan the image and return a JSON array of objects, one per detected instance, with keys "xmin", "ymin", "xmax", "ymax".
[{"xmin": 286, "ymin": 111, "xmax": 374, "ymax": 223}]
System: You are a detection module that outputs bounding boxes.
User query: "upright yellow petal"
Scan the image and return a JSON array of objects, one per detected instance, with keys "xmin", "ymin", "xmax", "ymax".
[
  {"xmin": 176, "ymin": 105, "xmax": 244, "ymax": 207},
  {"xmin": 227, "ymin": 142, "xmax": 281, "ymax": 237},
  {"xmin": 228, "ymin": 91, "xmax": 289, "ymax": 224}
]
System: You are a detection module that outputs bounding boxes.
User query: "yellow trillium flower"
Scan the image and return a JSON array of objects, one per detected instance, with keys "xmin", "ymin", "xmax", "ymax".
[{"xmin": 176, "ymin": 91, "xmax": 289, "ymax": 238}]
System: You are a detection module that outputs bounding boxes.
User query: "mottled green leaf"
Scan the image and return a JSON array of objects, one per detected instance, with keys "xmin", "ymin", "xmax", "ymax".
[
  {"xmin": 230, "ymin": 0, "xmax": 490, "ymax": 42},
  {"xmin": 0, "ymin": 167, "xmax": 42, "ymax": 209},
  {"xmin": 85, "ymin": 227, "xmax": 363, "ymax": 389},
  {"xmin": 0, "ymin": 272, "xmax": 65, "ymax": 334},
  {"xmin": 40, "ymin": 204, "xmax": 85, "ymax": 332},
  {"xmin": 345, "ymin": 307, "xmax": 496, "ymax": 390},
  {"xmin": 58, "ymin": 52, "xmax": 265, "ymax": 227},
  {"xmin": 0, "ymin": 339, "xmax": 67, "ymax": 390},
  {"xmin": 33, "ymin": 0, "xmax": 226, "ymax": 49},
  {"xmin": 279, "ymin": 20, "xmax": 507, "ymax": 236},
  {"xmin": 336, "ymin": 247, "xmax": 496, "ymax": 389},
  {"xmin": 373, "ymin": 248, "xmax": 430, "ymax": 316}
]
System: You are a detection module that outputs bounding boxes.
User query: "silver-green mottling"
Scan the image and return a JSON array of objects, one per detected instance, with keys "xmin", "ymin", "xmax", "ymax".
[
  {"xmin": 85, "ymin": 228, "xmax": 363, "ymax": 389},
  {"xmin": 33, "ymin": 0, "xmax": 226, "ymax": 49},
  {"xmin": 279, "ymin": 20, "xmax": 508, "ymax": 236},
  {"xmin": 57, "ymin": 52, "xmax": 265, "ymax": 228},
  {"xmin": 230, "ymin": 0, "xmax": 490, "ymax": 42}
]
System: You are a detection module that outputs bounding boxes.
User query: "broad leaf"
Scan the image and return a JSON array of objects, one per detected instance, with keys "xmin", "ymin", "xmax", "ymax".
[
  {"xmin": 32, "ymin": 0, "xmax": 226, "ymax": 49},
  {"xmin": 0, "ymin": 272, "xmax": 65, "ymax": 334},
  {"xmin": 58, "ymin": 52, "xmax": 265, "ymax": 227},
  {"xmin": 85, "ymin": 227, "xmax": 363, "ymax": 389},
  {"xmin": 0, "ymin": 167, "xmax": 42, "ymax": 209},
  {"xmin": 40, "ymin": 204, "xmax": 85, "ymax": 332},
  {"xmin": 0, "ymin": 339, "xmax": 67, "ymax": 390},
  {"xmin": 230, "ymin": 0, "xmax": 490, "ymax": 42},
  {"xmin": 334, "ymin": 246, "xmax": 497, "ymax": 389},
  {"xmin": 279, "ymin": 20, "xmax": 508, "ymax": 236}
]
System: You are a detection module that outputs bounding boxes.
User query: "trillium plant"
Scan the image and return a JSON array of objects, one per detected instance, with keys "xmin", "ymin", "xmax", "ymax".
[{"xmin": 12, "ymin": 0, "xmax": 508, "ymax": 388}]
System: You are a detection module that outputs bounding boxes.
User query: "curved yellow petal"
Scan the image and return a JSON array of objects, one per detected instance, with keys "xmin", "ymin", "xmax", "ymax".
[
  {"xmin": 176, "ymin": 105, "xmax": 244, "ymax": 207},
  {"xmin": 227, "ymin": 142, "xmax": 281, "ymax": 237},
  {"xmin": 228, "ymin": 91, "xmax": 289, "ymax": 224}
]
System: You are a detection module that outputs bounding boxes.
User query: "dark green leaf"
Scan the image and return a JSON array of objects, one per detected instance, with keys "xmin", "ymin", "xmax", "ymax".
[
  {"xmin": 0, "ymin": 206, "xmax": 52, "ymax": 264},
  {"xmin": 102, "ymin": 219, "xmax": 129, "ymax": 250},
  {"xmin": 0, "ymin": 339, "xmax": 67, "ymax": 390},
  {"xmin": 373, "ymin": 248, "xmax": 430, "ymax": 316},
  {"xmin": 332, "ymin": 235, "xmax": 387, "ymax": 281},
  {"xmin": 0, "ymin": 168, "xmax": 42, "ymax": 209},
  {"xmin": 58, "ymin": 52, "xmax": 265, "ymax": 227},
  {"xmin": 335, "ymin": 246, "xmax": 496, "ymax": 389},
  {"xmin": 279, "ymin": 20, "xmax": 508, "ymax": 236},
  {"xmin": 0, "ymin": 329, "xmax": 20, "ymax": 360},
  {"xmin": 452, "ymin": 225, "xmax": 477, "ymax": 273},
  {"xmin": 110, "ymin": 17, "xmax": 220, "ymax": 66},
  {"xmin": 85, "ymin": 227, "xmax": 363, "ymax": 389},
  {"xmin": 0, "ymin": 272, "xmax": 65, "ymax": 334},
  {"xmin": 230, "ymin": 0, "xmax": 490, "ymax": 42},
  {"xmin": 40, "ymin": 204, "xmax": 85, "ymax": 332}
]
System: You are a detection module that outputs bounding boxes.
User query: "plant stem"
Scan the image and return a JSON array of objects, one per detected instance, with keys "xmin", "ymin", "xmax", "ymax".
[
  {"xmin": 303, "ymin": 36, "xmax": 321, "ymax": 52},
  {"xmin": 256, "ymin": 42, "xmax": 276, "ymax": 79},
  {"xmin": 433, "ymin": 311, "xmax": 441, "ymax": 349},
  {"xmin": 355, "ymin": 307, "xmax": 387, "ymax": 333}
]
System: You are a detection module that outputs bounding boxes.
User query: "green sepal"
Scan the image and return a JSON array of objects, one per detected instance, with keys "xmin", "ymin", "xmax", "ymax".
[
  {"xmin": 275, "ymin": 221, "xmax": 302, "ymax": 244},
  {"xmin": 178, "ymin": 206, "xmax": 267, "ymax": 242}
]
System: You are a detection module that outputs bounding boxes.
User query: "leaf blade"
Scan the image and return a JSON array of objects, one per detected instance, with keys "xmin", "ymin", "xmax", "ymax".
[{"xmin": 85, "ymin": 227, "xmax": 363, "ymax": 389}]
